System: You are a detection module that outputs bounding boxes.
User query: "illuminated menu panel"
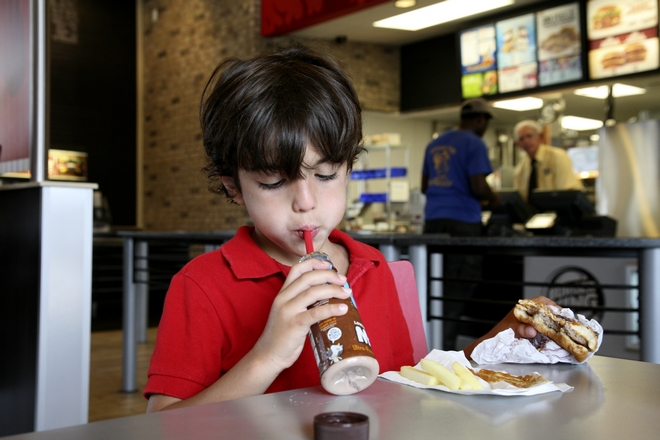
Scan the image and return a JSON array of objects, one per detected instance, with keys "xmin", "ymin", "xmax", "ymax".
[
  {"xmin": 496, "ymin": 13, "xmax": 538, "ymax": 93},
  {"xmin": 587, "ymin": 0, "xmax": 659, "ymax": 79},
  {"xmin": 537, "ymin": 3, "xmax": 583, "ymax": 86},
  {"xmin": 458, "ymin": 3, "xmax": 590, "ymax": 99},
  {"xmin": 460, "ymin": 25, "xmax": 498, "ymax": 98}
]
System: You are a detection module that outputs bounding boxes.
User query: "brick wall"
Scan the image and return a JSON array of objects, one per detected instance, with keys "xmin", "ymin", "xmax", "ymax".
[{"xmin": 141, "ymin": 0, "xmax": 399, "ymax": 231}]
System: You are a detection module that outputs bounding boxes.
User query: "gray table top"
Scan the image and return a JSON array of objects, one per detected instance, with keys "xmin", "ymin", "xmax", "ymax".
[{"xmin": 6, "ymin": 356, "xmax": 660, "ymax": 439}]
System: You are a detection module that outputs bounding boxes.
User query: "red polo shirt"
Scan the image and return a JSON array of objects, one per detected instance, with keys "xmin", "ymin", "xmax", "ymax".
[{"xmin": 144, "ymin": 226, "xmax": 414, "ymax": 399}]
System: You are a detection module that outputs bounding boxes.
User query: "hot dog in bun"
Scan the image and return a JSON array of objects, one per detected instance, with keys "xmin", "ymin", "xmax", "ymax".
[{"xmin": 514, "ymin": 299, "xmax": 599, "ymax": 363}]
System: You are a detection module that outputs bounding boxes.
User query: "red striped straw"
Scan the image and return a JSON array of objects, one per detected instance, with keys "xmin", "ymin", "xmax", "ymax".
[{"xmin": 303, "ymin": 230, "xmax": 314, "ymax": 254}]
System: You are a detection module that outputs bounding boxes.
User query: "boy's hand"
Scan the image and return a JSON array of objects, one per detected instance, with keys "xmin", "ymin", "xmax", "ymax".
[
  {"xmin": 252, "ymin": 257, "xmax": 351, "ymax": 372},
  {"xmin": 147, "ymin": 258, "xmax": 350, "ymax": 412},
  {"xmin": 507, "ymin": 296, "xmax": 558, "ymax": 339},
  {"xmin": 464, "ymin": 296, "xmax": 557, "ymax": 359}
]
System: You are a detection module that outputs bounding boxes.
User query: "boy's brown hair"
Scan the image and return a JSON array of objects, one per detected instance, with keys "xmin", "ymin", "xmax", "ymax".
[{"xmin": 200, "ymin": 43, "xmax": 365, "ymax": 198}]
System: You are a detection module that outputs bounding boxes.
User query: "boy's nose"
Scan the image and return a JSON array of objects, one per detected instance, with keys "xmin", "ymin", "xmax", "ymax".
[{"xmin": 291, "ymin": 179, "xmax": 317, "ymax": 212}]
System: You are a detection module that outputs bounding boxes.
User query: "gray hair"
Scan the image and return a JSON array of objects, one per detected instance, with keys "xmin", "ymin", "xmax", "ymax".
[{"xmin": 513, "ymin": 120, "xmax": 542, "ymax": 139}]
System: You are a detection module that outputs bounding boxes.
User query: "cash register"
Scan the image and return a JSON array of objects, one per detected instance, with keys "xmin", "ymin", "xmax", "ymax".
[
  {"xmin": 526, "ymin": 189, "xmax": 617, "ymax": 237},
  {"xmin": 484, "ymin": 189, "xmax": 536, "ymax": 236}
]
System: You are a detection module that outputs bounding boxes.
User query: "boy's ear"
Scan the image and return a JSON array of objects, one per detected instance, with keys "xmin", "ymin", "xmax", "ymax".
[{"xmin": 221, "ymin": 176, "xmax": 245, "ymax": 205}]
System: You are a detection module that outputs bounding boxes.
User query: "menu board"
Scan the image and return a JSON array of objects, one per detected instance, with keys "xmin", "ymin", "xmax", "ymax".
[
  {"xmin": 537, "ymin": 3, "xmax": 583, "ymax": 86},
  {"xmin": 460, "ymin": 25, "xmax": 498, "ymax": 98},
  {"xmin": 587, "ymin": 0, "xmax": 659, "ymax": 79},
  {"xmin": 496, "ymin": 13, "xmax": 538, "ymax": 93},
  {"xmin": 458, "ymin": 3, "xmax": 590, "ymax": 99}
]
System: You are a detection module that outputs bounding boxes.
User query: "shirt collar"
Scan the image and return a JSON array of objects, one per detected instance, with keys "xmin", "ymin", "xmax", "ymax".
[
  {"xmin": 221, "ymin": 226, "xmax": 381, "ymax": 282},
  {"xmin": 532, "ymin": 144, "xmax": 550, "ymax": 165}
]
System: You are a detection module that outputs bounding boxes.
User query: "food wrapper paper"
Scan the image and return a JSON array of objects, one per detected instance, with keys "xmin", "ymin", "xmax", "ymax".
[
  {"xmin": 380, "ymin": 349, "xmax": 572, "ymax": 396},
  {"xmin": 471, "ymin": 306, "xmax": 604, "ymax": 365}
]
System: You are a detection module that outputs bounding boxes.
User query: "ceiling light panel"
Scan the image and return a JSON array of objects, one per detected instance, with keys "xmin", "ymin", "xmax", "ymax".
[
  {"xmin": 573, "ymin": 83, "xmax": 647, "ymax": 99},
  {"xmin": 394, "ymin": 0, "xmax": 417, "ymax": 8},
  {"xmin": 493, "ymin": 97, "xmax": 544, "ymax": 111},
  {"xmin": 373, "ymin": 0, "xmax": 515, "ymax": 31},
  {"xmin": 561, "ymin": 116, "xmax": 604, "ymax": 131}
]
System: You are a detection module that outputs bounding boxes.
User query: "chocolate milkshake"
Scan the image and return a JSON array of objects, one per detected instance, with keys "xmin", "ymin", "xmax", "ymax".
[{"xmin": 301, "ymin": 231, "xmax": 379, "ymax": 395}]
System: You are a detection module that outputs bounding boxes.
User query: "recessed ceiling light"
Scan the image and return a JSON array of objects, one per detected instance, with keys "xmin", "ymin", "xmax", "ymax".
[
  {"xmin": 492, "ymin": 97, "xmax": 544, "ymax": 111},
  {"xmin": 373, "ymin": 0, "xmax": 514, "ymax": 31},
  {"xmin": 573, "ymin": 83, "xmax": 647, "ymax": 99},
  {"xmin": 394, "ymin": 0, "xmax": 417, "ymax": 8},
  {"xmin": 561, "ymin": 116, "xmax": 604, "ymax": 131}
]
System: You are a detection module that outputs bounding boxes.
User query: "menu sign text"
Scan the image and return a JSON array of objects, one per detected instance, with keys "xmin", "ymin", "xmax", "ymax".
[
  {"xmin": 537, "ymin": 3, "xmax": 583, "ymax": 86},
  {"xmin": 496, "ymin": 13, "xmax": 538, "ymax": 93},
  {"xmin": 460, "ymin": 25, "xmax": 498, "ymax": 98}
]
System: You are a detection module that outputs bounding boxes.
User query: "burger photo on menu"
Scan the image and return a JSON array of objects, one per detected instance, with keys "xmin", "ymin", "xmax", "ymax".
[
  {"xmin": 625, "ymin": 42, "xmax": 647, "ymax": 62},
  {"xmin": 592, "ymin": 5, "xmax": 621, "ymax": 30},
  {"xmin": 587, "ymin": 0, "xmax": 659, "ymax": 41},
  {"xmin": 601, "ymin": 50, "xmax": 626, "ymax": 68},
  {"xmin": 540, "ymin": 26, "xmax": 580, "ymax": 55},
  {"xmin": 589, "ymin": 32, "xmax": 659, "ymax": 79}
]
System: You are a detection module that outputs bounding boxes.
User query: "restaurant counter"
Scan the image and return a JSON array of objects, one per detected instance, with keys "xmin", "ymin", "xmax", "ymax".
[
  {"xmin": 113, "ymin": 231, "xmax": 660, "ymax": 393},
  {"xmin": 5, "ymin": 355, "xmax": 660, "ymax": 439}
]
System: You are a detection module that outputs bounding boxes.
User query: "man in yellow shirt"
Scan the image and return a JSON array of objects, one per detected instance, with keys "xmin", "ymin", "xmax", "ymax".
[{"xmin": 513, "ymin": 120, "xmax": 584, "ymax": 202}]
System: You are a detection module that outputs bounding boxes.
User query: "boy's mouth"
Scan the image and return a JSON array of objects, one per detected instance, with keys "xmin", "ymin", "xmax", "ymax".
[{"xmin": 297, "ymin": 227, "xmax": 319, "ymax": 240}]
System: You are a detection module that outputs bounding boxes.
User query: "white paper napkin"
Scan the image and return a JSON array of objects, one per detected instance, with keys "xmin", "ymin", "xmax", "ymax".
[
  {"xmin": 471, "ymin": 306, "xmax": 604, "ymax": 365},
  {"xmin": 380, "ymin": 349, "xmax": 572, "ymax": 396}
]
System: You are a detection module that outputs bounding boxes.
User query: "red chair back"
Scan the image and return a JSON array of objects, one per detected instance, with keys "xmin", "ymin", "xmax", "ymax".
[{"xmin": 388, "ymin": 260, "xmax": 428, "ymax": 363}]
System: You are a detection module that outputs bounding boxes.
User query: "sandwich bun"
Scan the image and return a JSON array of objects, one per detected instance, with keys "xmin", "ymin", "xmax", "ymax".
[
  {"xmin": 593, "ymin": 5, "xmax": 621, "ymax": 29},
  {"xmin": 514, "ymin": 299, "xmax": 599, "ymax": 363},
  {"xmin": 601, "ymin": 51, "xmax": 625, "ymax": 69},
  {"xmin": 625, "ymin": 43, "xmax": 647, "ymax": 63}
]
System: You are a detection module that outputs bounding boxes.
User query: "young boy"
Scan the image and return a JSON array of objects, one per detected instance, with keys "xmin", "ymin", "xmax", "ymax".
[
  {"xmin": 145, "ymin": 44, "xmax": 547, "ymax": 412},
  {"xmin": 144, "ymin": 44, "xmax": 415, "ymax": 412}
]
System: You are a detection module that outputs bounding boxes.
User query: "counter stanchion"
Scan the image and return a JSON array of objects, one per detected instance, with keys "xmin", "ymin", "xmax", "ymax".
[
  {"xmin": 640, "ymin": 247, "xmax": 660, "ymax": 364},
  {"xmin": 408, "ymin": 244, "xmax": 429, "ymax": 349},
  {"xmin": 116, "ymin": 230, "xmax": 237, "ymax": 394},
  {"xmin": 429, "ymin": 252, "xmax": 443, "ymax": 350},
  {"xmin": 135, "ymin": 241, "xmax": 149, "ymax": 343},
  {"xmin": 378, "ymin": 243, "xmax": 400, "ymax": 261},
  {"xmin": 122, "ymin": 237, "xmax": 137, "ymax": 393}
]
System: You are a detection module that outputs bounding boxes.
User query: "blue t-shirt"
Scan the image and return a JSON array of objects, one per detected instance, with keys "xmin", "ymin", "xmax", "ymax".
[{"xmin": 422, "ymin": 129, "xmax": 493, "ymax": 223}]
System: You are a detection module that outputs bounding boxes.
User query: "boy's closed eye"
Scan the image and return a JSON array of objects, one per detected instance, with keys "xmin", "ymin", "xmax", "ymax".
[
  {"xmin": 258, "ymin": 172, "xmax": 339, "ymax": 190},
  {"xmin": 316, "ymin": 172, "xmax": 339, "ymax": 182},
  {"xmin": 259, "ymin": 179, "xmax": 285, "ymax": 190}
]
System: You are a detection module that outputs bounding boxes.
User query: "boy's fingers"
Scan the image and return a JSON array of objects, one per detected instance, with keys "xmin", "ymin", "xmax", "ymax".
[
  {"xmin": 518, "ymin": 324, "xmax": 537, "ymax": 339},
  {"xmin": 306, "ymin": 301, "xmax": 348, "ymax": 324},
  {"xmin": 280, "ymin": 266, "xmax": 347, "ymax": 301},
  {"xmin": 280, "ymin": 259, "xmax": 329, "ymax": 291}
]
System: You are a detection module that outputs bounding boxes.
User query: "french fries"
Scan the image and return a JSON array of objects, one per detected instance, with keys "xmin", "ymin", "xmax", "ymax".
[
  {"xmin": 420, "ymin": 359, "xmax": 461, "ymax": 390},
  {"xmin": 452, "ymin": 362, "xmax": 484, "ymax": 391},
  {"xmin": 400, "ymin": 366, "xmax": 439, "ymax": 386},
  {"xmin": 400, "ymin": 359, "xmax": 486, "ymax": 391}
]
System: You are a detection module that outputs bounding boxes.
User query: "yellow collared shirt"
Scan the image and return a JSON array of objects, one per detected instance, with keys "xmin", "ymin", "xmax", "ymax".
[{"xmin": 514, "ymin": 144, "xmax": 584, "ymax": 202}]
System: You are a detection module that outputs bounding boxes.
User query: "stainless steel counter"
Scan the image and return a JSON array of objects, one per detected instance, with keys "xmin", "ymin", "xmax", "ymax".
[
  {"xmin": 113, "ymin": 231, "xmax": 660, "ymax": 392},
  {"xmin": 5, "ymin": 356, "xmax": 659, "ymax": 439}
]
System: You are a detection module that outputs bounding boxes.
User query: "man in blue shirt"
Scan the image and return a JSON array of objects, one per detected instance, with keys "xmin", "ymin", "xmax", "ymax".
[
  {"xmin": 422, "ymin": 98, "xmax": 500, "ymax": 230},
  {"xmin": 421, "ymin": 98, "xmax": 500, "ymax": 350}
]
